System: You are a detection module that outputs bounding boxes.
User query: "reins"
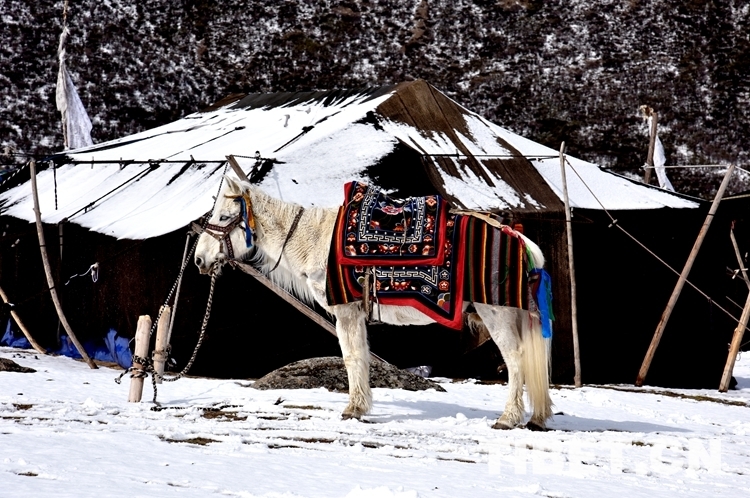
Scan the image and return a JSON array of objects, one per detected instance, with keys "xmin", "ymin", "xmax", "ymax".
[{"xmin": 267, "ymin": 206, "xmax": 304, "ymax": 273}]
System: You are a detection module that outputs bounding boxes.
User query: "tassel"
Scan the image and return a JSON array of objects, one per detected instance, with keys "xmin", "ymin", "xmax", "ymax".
[{"xmin": 531, "ymin": 268, "xmax": 554, "ymax": 338}]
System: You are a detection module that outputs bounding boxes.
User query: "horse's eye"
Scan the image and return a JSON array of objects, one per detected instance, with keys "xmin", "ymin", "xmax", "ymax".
[{"xmin": 219, "ymin": 215, "xmax": 230, "ymax": 222}]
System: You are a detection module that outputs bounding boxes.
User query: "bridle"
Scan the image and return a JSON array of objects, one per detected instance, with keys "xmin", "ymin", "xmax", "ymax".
[
  {"xmin": 202, "ymin": 214, "xmax": 245, "ymax": 260},
  {"xmin": 197, "ymin": 193, "xmax": 305, "ymax": 272}
]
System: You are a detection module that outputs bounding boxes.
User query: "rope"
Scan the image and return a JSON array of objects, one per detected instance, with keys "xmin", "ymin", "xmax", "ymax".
[
  {"xmin": 0, "ymin": 161, "xmax": 29, "ymax": 190},
  {"xmin": 64, "ymin": 262, "xmax": 98, "ymax": 285},
  {"xmin": 563, "ymin": 156, "xmax": 745, "ymax": 330}
]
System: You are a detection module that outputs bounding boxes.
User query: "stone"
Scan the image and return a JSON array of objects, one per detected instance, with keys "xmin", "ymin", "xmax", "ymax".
[
  {"xmin": 253, "ymin": 356, "xmax": 445, "ymax": 392},
  {"xmin": 0, "ymin": 357, "xmax": 36, "ymax": 373}
]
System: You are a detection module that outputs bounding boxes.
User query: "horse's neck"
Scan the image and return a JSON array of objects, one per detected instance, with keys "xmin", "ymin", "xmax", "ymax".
[{"xmin": 248, "ymin": 187, "xmax": 337, "ymax": 276}]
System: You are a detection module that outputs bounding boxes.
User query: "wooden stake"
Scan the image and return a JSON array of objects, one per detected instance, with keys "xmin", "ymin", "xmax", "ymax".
[
  {"xmin": 152, "ymin": 306, "xmax": 172, "ymax": 384},
  {"xmin": 719, "ymin": 290, "xmax": 750, "ymax": 392},
  {"xmin": 636, "ymin": 164, "xmax": 736, "ymax": 386},
  {"xmin": 643, "ymin": 109, "xmax": 658, "ymax": 185},
  {"xmin": 128, "ymin": 315, "xmax": 151, "ymax": 402},
  {"xmin": 729, "ymin": 223, "xmax": 750, "ymax": 291},
  {"xmin": 559, "ymin": 142, "xmax": 582, "ymax": 387},
  {"xmin": 29, "ymin": 160, "xmax": 97, "ymax": 369},
  {"xmin": 0, "ymin": 284, "xmax": 46, "ymax": 354}
]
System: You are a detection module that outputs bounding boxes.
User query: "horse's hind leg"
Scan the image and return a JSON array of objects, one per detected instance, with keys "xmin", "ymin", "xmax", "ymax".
[
  {"xmin": 473, "ymin": 304, "xmax": 525, "ymax": 429},
  {"xmin": 333, "ymin": 303, "xmax": 372, "ymax": 419}
]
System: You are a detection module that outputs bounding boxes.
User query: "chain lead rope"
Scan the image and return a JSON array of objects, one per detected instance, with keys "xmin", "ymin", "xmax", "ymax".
[
  {"xmin": 114, "ymin": 163, "xmax": 229, "ymax": 404},
  {"xmin": 115, "ymin": 265, "xmax": 219, "ymax": 404}
]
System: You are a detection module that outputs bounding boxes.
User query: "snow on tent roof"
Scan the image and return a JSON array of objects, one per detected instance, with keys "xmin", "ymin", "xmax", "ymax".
[{"xmin": 0, "ymin": 81, "xmax": 698, "ymax": 240}]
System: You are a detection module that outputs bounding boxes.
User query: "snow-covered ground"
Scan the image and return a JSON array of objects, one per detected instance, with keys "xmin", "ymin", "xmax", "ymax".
[{"xmin": 1, "ymin": 346, "xmax": 749, "ymax": 498}]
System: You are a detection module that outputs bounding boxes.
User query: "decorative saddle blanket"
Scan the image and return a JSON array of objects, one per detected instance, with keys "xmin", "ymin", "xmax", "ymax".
[
  {"xmin": 334, "ymin": 182, "xmax": 450, "ymax": 266},
  {"xmin": 326, "ymin": 184, "xmax": 536, "ymax": 330}
]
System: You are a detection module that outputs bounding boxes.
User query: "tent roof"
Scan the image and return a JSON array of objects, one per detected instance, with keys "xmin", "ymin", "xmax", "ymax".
[{"xmin": 0, "ymin": 81, "xmax": 698, "ymax": 239}]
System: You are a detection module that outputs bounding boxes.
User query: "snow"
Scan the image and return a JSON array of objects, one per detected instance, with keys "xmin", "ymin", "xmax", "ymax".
[
  {"xmin": 0, "ymin": 86, "xmax": 699, "ymax": 240},
  {"xmin": 1, "ymin": 346, "xmax": 749, "ymax": 497},
  {"xmin": 483, "ymin": 119, "xmax": 700, "ymax": 211}
]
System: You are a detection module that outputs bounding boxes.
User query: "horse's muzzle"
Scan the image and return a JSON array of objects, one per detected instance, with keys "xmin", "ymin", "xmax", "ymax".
[{"xmin": 195, "ymin": 252, "xmax": 226, "ymax": 275}]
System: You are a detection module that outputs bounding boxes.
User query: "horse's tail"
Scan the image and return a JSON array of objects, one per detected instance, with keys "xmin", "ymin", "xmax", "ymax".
[
  {"xmin": 517, "ymin": 232, "xmax": 552, "ymax": 423},
  {"xmin": 521, "ymin": 310, "xmax": 553, "ymax": 423}
]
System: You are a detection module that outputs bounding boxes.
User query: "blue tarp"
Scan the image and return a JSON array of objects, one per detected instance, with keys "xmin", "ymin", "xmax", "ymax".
[{"xmin": 1, "ymin": 321, "xmax": 132, "ymax": 368}]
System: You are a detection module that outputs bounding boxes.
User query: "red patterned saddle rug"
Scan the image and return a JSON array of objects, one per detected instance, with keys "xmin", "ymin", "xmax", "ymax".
[
  {"xmin": 334, "ymin": 182, "xmax": 450, "ymax": 266},
  {"xmin": 326, "ymin": 184, "xmax": 531, "ymax": 330}
]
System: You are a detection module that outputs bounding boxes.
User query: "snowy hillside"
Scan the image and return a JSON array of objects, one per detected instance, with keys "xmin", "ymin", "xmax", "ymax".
[
  {"xmin": 1, "ymin": 0, "xmax": 749, "ymax": 197},
  {"xmin": 1, "ymin": 346, "xmax": 749, "ymax": 497}
]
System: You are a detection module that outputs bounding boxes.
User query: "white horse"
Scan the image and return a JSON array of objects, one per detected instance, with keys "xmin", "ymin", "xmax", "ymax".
[{"xmin": 194, "ymin": 176, "xmax": 553, "ymax": 430}]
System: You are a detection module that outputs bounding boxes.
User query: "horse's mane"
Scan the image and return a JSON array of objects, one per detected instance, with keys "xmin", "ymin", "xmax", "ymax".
[{"xmin": 239, "ymin": 183, "xmax": 337, "ymax": 306}]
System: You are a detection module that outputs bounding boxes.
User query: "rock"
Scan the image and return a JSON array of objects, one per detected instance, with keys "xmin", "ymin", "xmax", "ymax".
[
  {"xmin": 0, "ymin": 357, "xmax": 36, "ymax": 373},
  {"xmin": 253, "ymin": 357, "xmax": 446, "ymax": 393}
]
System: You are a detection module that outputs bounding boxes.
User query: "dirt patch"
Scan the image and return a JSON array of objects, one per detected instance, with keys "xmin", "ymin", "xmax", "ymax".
[
  {"xmin": 160, "ymin": 436, "xmax": 219, "ymax": 446},
  {"xmin": 593, "ymin": 385, "xmax": 750, "ymax": 408},
  {"xmin": 201, "ymin": 408, "xmax": 247, "ymax": 422},
  {"xmin": 253, "ymin": 357, "xmax": 446, "ymax": 392}
]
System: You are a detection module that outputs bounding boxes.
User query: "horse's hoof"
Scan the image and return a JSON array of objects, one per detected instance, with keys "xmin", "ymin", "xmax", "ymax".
[
  {"xmin": 491, "ymin": 420, "xmax": 515, "ymax": 430},
  {"xmin": 525, "ymin": 421, "xmax": 547, "ymax": 432},
  {"xmin": 341, "ymin": 408, "xmax": 364, "ymax": 420}
]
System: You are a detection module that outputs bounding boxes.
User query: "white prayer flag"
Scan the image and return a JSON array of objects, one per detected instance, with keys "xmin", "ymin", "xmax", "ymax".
[
  {"xmin": 56, "ymin": 27, "xmax": 93, "ymax": 150},
  {"xmin": 650, "ymin": 116, "xmax": 674, "ymax": 191}
]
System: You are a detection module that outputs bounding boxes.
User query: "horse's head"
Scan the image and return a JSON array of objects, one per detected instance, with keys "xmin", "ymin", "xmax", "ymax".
[{"xmin": 194, "ymin": 175, "xmax": 256, "ymax": 274}]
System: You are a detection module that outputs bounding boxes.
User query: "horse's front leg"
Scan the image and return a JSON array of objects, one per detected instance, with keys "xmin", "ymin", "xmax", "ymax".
[{"xmin": 333, "ymin": 302, "xmax": 372, "ymax": 419}]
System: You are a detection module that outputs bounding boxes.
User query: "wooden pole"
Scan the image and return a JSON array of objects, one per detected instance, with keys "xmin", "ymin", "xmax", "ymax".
[
  {"xmin": 29, "ymin": 160, "xmax": 97, "ymax": 369},
  {"xmin": 559, "ymin": 142, "xmax": 582, "ymax": 387},
  {"xmin": 643, "ymin": 109, "xmax": 658, "ymax": 185},
  {"xmin": 128, "ymin": 315, "xmax": 151, "ymax": 402},
  {"xmin": 729, "ymin": 223, "xmax": 750, "ymax": 291},
  {"xmin": 636, "ymin": 164, "xmax": 736, "ymax": 386},
  {"xmin": 167, "ymin": 233, "xmax": 191, "ymax": 341},
  {"xmin": 231, "ymin": 260, "xmax": 386, "ymax": 364},
  {"xmin": 0, "ymin": 284, "xmax": 46, "ymax": 354},
  {"xmin": 719, "ymin": 291, "xmax": 750, "ymax": 392},
  {"xmin": 226, "ymin": 155, "xmax": 250, "ymax": 182},
  {"xmin": 152, "ymin": 306, "xmax": 172, "ymax": 384}
]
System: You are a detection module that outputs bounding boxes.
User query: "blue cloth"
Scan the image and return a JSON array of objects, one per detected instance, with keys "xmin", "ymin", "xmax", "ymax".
[
  {"xmin": 55, "ymin": 329, "xmax": 132, "ymax": 368},
  {"xmin": 237, "ymin": 197, "xmax": 254, "ymax": 248},
  {"xmin": 531, "ymin": 269, "xmax": 554, "ymax": 338},
  {"xmin": 1, "ymin": 319, "xmax": 132, "ymax": 368},
  {"xmin": 1, "ymin": 320, "xmax": 32, "ymax": 349}
]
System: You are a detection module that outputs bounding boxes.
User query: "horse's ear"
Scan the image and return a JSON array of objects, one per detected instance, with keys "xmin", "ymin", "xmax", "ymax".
[{"xmin": 224, "ymin": 175, "xmax": 242, "ymax": 195}]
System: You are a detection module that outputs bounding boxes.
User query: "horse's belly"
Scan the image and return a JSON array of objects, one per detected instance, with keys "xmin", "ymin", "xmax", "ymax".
[{"xmin": 373, "ymin": 305, "xmax": 437, "ymax": 326}]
